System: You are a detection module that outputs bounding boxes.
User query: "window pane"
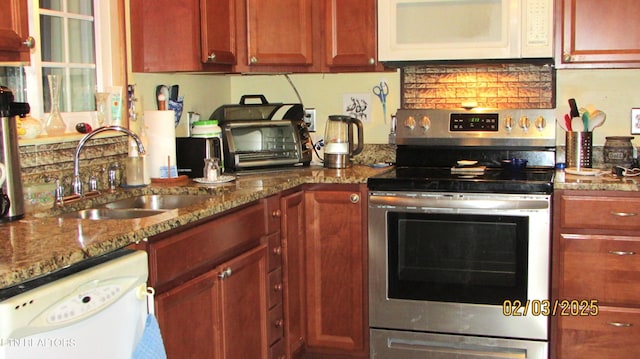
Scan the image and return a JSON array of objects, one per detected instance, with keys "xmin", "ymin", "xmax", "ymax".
[
  {"xmin": 40, "ymin": 15, "xmax": 65, "ymax": 62},
  {"xmin": 40, "ymin": 0, "xmax": 62, "ymax": 11},
  {"xmin": 68, "ymin": 0, "xmax": 93, "ymax": 15},
  {"xmin": 68, "ymin": 18, "xmax": 95, "ymax": 63},
  {"xmin": 69, "ymin": 68, "xmax": 96, "ymax": 111},
  {"xmin": 0, "ymin": 67, "xmax": 27, "ymax": 102},
  {"xmin": 42, "ymin": 68, "xmax": 66, "ymax": 113}
]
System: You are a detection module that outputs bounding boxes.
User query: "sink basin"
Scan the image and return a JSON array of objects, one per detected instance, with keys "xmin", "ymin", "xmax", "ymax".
[
  {"xmin": 59, "ymin": 208, "xmax": 166, "ymax": 220},
  {"xmin": 103, "ymin": 194, "xmax": 210, "ymax": 210}
]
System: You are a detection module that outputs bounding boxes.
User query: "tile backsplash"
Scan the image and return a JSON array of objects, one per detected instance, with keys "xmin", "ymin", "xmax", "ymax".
[{"xmin": 401, "ymin": 62, "xmax": 555, "ymax": 109}]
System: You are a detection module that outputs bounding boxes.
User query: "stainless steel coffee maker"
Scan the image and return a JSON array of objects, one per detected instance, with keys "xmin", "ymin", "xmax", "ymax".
[{"xmin": 0, "ymin": 86, "xmax": 29, "ymax": 222}]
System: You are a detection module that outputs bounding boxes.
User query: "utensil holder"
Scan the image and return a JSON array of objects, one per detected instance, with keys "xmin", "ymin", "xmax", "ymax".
[{"xmin": 566, "ymin": 131, "xmax": 592, "ymax": 168}]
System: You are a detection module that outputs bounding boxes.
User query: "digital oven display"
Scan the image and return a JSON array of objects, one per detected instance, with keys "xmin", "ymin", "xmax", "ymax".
[{"xmin": 449, "ymin": 113, "xmax": 499, "ymax": 132}]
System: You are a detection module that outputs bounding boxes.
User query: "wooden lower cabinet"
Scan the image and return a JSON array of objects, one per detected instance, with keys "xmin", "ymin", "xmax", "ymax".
[
  {"xmin": 553, "ymin": 190, "xmax": 640, "ymax": 358},
  {"xmin": 303, "ymin": 185, "xmax": 368, "ymax": 357},
  {"xmin": 156, "ymin": 244, "xmax": 269, "ymax": 359}
]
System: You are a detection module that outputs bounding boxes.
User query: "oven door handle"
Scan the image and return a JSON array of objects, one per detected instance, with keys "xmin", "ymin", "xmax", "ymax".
[{"xmin": 369, "ymin": 194, "xmax": 549, "ymax": 210}]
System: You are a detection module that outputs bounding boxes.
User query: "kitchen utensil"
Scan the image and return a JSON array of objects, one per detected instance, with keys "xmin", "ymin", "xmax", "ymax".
[
  {"xmin": 568, "ymin": 98, "xmax": 580, "ymax": 118},
  {"xmin": 0, "ymin": 85, "xmax": 28, "ymax": 221},
  {"xmin": 571, "ymin": 116, "xmax": 585, "ymax": 132},
  {"xmin": 587, "ymin": 110, "xmax": 606, "ymax": 131},
  {"xmin": 582, "ymin": 112, "xmax": 589, "ymax": 132},
  {"xmin": 564, "ymin": 114, "xmax": 572, "ymax": 131},
  {"xmin": 373, "ymin": 81, "xmax": 388, "ymax": 124},
  {"xmin": 323, "ymin": 115, "xmax": 364, "ymax": 168}
]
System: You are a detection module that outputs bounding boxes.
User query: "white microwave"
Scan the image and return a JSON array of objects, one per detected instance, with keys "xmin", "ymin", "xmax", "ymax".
[{"xmin": 378, "ymin": 0, "xmax": 554, "ymax": 62}]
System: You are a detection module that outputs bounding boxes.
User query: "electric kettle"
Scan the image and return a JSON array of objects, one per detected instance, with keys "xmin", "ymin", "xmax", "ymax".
[
  {"xmin": 323, "ymin": 115, "xmax": 364, "ymax": 168},
  {"xmin": 0, "ymin": 86, "xmax": 29, "ymax": 222}
]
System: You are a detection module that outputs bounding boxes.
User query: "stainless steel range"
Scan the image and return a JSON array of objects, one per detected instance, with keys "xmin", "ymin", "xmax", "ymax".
[{"xmin": 367, "ymin": 109, "xmax": 556, "ymax": 359}]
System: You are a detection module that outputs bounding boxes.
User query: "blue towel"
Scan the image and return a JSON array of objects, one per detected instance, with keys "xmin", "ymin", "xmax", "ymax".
[{"xmin": 133, "ymin": 314, "xmax": 167, "ymax": 359}]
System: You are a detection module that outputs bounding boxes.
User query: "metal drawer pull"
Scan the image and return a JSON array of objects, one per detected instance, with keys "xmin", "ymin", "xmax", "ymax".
[
  {"xmin": 609, "ymin": 250, "xmax": 636, "ymax": 256},
  {"xmin": 610, "ymin": 211, "xmax": 637, "ymax": 217},
  {"xmin": 608, "ymin": 322, "xmax": 633, "ymax": 328}
]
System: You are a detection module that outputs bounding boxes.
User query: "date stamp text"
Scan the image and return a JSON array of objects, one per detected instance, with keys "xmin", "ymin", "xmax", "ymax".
[{"xmin": 502, "ymin": 299, "xmax": 599, "ymax": 316}]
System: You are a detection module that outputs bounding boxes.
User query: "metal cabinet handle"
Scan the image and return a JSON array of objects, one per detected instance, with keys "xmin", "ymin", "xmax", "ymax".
[
  {"xmin": 23, "ymin": 36, "xmax": 35, "ymax": 49},
  {"xmin": 274, "ymin": 319, "xmax": 284, "ymax": 328},
  {"xmin": 271, "ymin": 209, "xmax": 281, "ymax": 218},
  {"xmin": 608, "ymin": 250, "xmax": 636, "ymax": 256},
  {"xmin": 272, "ymin": 246, "xmax": 282, "ymax": 255},
  {"xmin": 250, "ymin": 56, "xmax": 258, "ymax": 64},
  {"xmin": 368, "ymin": 57, "xmax": 375, "ymax": 65},
  {"xmin": 350, "ymin": 193, "xmax": 360, "ymax": 203},
  {"xmin": 207, "ymin": 52, "xmax": 216, "ymax": 62},
  {"xmin": 218, "ymin": 267, "xmax": 232, "ymax": 279},
  {"xmin": 608, "ymin": 322, "xmax": 633, "ymax": 328},
  {"xmin": 610, "ymin": 211, "xmax": 637, "ymax": 217},
  {"xmin": 273, "ymin": 283, "xmax": 283, "ymax": 292}
]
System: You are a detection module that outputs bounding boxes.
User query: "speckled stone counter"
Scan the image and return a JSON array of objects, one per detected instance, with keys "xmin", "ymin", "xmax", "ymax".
[
  {"xmin": 554, "ymin": 168, "xmax": 640, "ymax": 191},
  {"xmin": 0, "ymin": 165, "xmax": 390, "ymax": 289}
]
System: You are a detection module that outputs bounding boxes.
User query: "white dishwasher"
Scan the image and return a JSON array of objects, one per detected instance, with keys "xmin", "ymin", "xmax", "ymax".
[{"xmin": 0, "ymin": 249, "xmax": 152, "ymax": 358}]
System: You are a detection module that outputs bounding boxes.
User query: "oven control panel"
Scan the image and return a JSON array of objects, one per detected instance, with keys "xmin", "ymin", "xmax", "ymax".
[
  {"xmin": 394, "ymin": 109, "xmax": 556, "ymax": 147},
  {"xmin": 450, "ymin": 113, "xmax": 499, "ymax": 132}
]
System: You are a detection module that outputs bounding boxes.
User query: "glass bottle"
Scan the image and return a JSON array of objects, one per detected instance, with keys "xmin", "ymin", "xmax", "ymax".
[
  {"xmin": 44, "ymin": 74, "xmax": 66, "ymax": 136},
  {"xmin": 95, "ymin": 92, "xmax": 111, "ymax": 127}
]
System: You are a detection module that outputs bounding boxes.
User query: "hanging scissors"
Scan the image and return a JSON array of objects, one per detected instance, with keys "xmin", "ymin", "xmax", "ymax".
[{"xmin": 373, "ymin": 81, "xmax": 389, "ymax": 124}]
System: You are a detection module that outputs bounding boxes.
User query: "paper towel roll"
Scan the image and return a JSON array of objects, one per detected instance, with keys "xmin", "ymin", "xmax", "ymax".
[{"xmin": 144, "ymin": 110, "xmax": 177, "ymax": 179}]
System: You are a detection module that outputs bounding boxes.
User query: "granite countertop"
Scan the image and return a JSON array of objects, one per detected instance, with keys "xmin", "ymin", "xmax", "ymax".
[
  {"xmin": 0, "ymin": 165, "xmax": 390, "ymax": 289},
  {"xmin": 554, "ymin": 167, "xmax": 640, "ymax": 191}
]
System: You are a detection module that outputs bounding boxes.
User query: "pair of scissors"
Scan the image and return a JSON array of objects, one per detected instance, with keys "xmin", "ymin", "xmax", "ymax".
[{"xmin": 373, "ymin": 81, "xmax": 389, "ymax": 123}]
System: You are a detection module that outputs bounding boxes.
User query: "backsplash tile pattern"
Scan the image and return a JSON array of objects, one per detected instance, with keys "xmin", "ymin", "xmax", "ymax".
[{"xmin": 402, "ymin": 63, "xmax": 555, "ymax": 109}]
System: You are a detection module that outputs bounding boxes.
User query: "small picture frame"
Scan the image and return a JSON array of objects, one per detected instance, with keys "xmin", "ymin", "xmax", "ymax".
[{"xmin": 632, "ymin": 108, "xmax": 640, "ymax": 135}]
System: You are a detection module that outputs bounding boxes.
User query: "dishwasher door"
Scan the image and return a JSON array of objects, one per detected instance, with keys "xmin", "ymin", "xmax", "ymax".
[{"xmin": 0, "ymin": 250, "xmax": 149, "ymax": 358}]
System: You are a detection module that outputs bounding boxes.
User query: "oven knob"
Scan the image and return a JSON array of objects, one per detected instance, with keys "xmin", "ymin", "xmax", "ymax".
[
  {"xmin": 535, "ymin": 116, "xmax": 546, "ymax": 130},
  {"xmin": 418, "ymin": 115, "xmax": 431, "ymax": 131},
  {"xmin": 404, "ymin": 116, "xmax": 416, "ymax": 130},
  {"xmin": 505, "ymin": 115, "xmax": 513, "ymax": 131},
  {"xmin": 519, "ymin": 116, "xmax": 530, "ymax": 131}
]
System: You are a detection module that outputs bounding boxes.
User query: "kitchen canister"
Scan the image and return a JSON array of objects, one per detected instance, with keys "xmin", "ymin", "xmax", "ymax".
[
  {"xmin": 603, "ymin": 136, "xmax": 634, "ymax": 168},
  {"xmin": 565, "ymin": 131, "xmax": 593, "ymax": 168}
]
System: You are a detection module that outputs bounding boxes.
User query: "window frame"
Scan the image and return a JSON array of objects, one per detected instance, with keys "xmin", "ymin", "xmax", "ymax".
[{"xmin": 25, "ymin": 0, "xmax": 126, "ymax": 130}]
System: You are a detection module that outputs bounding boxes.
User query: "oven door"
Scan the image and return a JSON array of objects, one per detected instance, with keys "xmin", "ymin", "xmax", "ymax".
[{"xmin": 368, "ymin": 191, "xmax": 551, "ymax": 341}]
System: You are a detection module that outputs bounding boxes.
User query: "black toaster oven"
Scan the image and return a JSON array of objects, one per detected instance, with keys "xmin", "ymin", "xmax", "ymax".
[{"xmin": 210, "ymin": 95, "xmax": 312, "ymax": 171}]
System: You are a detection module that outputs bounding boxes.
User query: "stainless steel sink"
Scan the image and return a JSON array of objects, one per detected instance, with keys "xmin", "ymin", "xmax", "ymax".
[
  {"xmin": 59, "ymin": 208, "xmax": 166, "ymax": 220},
  {"xmin": 103, "ymin": 194, "xmax": 210, "ymax": 210},
  {"xmin": 59, "ymin": 194, "xmax": 211, "ymax": 220}
]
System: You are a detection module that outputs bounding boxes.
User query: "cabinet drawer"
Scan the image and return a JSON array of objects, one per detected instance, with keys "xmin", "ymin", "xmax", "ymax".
[
  {"xmin": 265, "ymin": 195, "xmax": 281, "ymax": 234},
  {"xmin": 560, "ymin": 195, "xmax": 640, "ymax": 231},
  {"xmin": 149, "ymin": 203, "xmax": 266, "ymax": 289},
  {"xmin": 268, "ymin": 232, "xmax": 282, "ymax": 272},
  {"xmin": 558, "ymin": 306, "xmax": 640, "ymax": 359},
  {"xmin": 562, "ymin": 234, "xmax": 640, "ymax": 306},
  {"xmin": 269, "ymin": 303, "xmax": 284, "ymax": 345},
  {"xmin": 269, "ymin": 267, "xmax": 283, "ymax": 309}
]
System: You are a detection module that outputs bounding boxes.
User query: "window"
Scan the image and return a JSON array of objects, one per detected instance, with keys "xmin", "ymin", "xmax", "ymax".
[{"xmin": 0, "ymin": 0, "xmax": 125, "ymax": 132}]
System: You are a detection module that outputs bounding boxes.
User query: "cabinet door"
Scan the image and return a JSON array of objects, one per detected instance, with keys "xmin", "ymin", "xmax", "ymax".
[
  {"xmin": 244, "ymin": 0, "xmax": 313, "ymax": 66},
  {"xmin": 130, "ymin": 0, "xmax": 202, "ymax": 72},
  {"xmin": 201, "ymin": 0, "xmax": 236, "ymax": 64},
  {"xmin": 0, "ymin": 0, "xmax": 30, "ymax": 62},
  {"xmin": 219, "ymin": 243, "xmax": 270, "ymax": 359},
  {"xmin": 281, "ymin": 191, "xmax": 307, "ymax": 358},
  {"xmin": 304, "ymin": 187, "xmax": 368, "ymax": 355},
  {"xmin": 156, "ymin": 270, "xmax": 221, "ymax": 359},
  {"xmin": 558, "ymin": 0, "xmax": 640, "ymax": 67},
  {"xmin": 321, "ymin": 0, "xmax": 378, "ymax": 71}
]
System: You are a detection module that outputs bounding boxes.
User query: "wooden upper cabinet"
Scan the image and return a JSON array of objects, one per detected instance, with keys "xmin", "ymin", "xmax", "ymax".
[
  {"xmin": 321, "ymin": 0, "xmax": 379, "ymax": 71},
  {"xmin": 237, "ymin": 0, "xmax": 313, "ymax": 70},
  {"xmin": 0, "ymin": 0, "xmax": 31, "ymax": 62},
  {"xmin": 558, "ymin": 0, "xmax": 640, "ymax": 68},
  {"xmin": 201, "ymin": 0, "xmax": 237, "ymax": 65}
]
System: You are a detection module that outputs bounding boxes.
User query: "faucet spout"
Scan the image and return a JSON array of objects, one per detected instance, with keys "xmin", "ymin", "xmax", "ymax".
[{"xmin": 72, "ymin": 125, "xmax": 146, "ymax": 196}]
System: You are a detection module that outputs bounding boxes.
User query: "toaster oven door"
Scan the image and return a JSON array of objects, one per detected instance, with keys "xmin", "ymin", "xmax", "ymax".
[{"xmin": 222, "ymin": 121, "xmax": 307, "ymax": 170}]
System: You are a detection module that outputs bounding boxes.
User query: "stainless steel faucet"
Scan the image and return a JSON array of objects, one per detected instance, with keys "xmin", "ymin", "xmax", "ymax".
[{"xmin": 72, "ymin": 126, "xmax": 146, "ymax": 196}]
